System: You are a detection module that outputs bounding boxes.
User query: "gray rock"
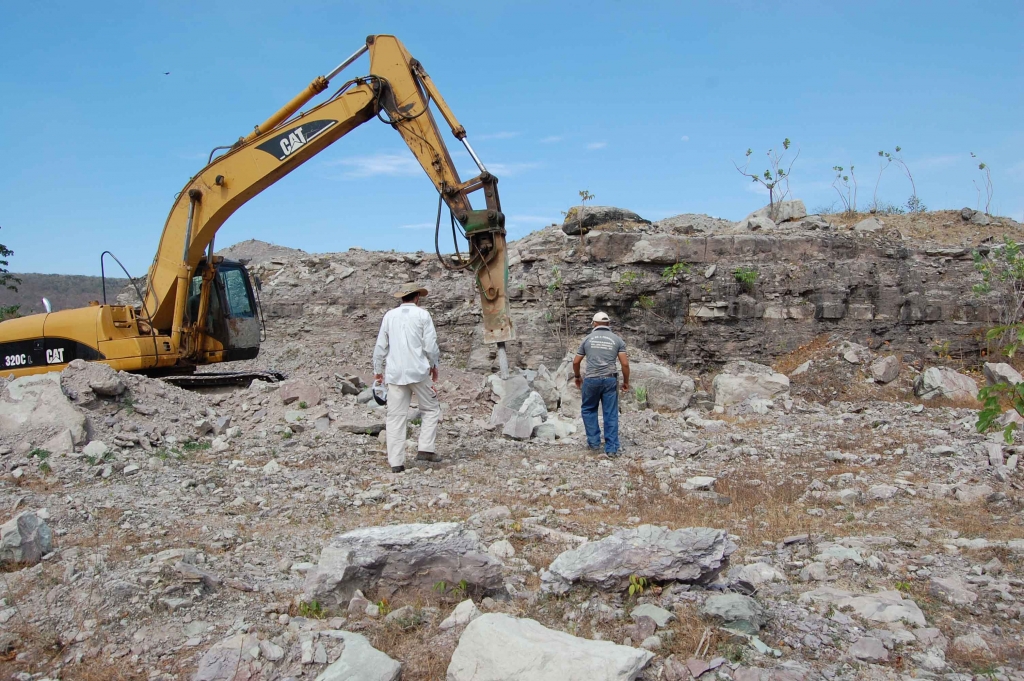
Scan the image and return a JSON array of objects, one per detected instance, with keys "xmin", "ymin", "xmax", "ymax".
[
  {"xmin": 629, "ymin": 363, "xmax": 695, "ymax": 412},
  {"xmin": 797, "ymin": 587, "xmax": 926, "ymax": 626},
  {"xmin": 303, "ymin": 523, "xmax": 503, "ymax": 607},
  {"xmin": 849, "ymin": 636, "xmax": 888, "ymax": 663},
  {"xmin": 335, "ymin": 421, "xmax": 386, "ymax": 435},
  {"xmin": 870, "ymin": 355, "xmax": 900, "ymax": 384},
  {"xmin": 799, "ymin": 562, "xmax": 829, "ymax": 582},
  {"xmin": 447, "ymin": 613, "xmax": 653, "ymax": 681},
  {"xmin": 951, "ymin": 632, "xmax": 991, "ymax": 658},
  {"xmin": 313, "ymin": 630, "xmax": 401, "ymax": 681},
  {"xmin": 913, "ymin": 367, "xmax": 978, "ymax": 401},
  {"xmin": 502, "ymin": 413, "xmax": 536, "ymax": 441},
  {"xmin": 61, "ymin": 359, "xmax": 125, "ymax": 404},
  {"xmin": 192, "ymin": 633, "xmax": 260, "ymax": 681},
  {"xmin": 562, "ymin": 206, "xmax": 650, "ymax": 236},
  {"xmin": 711, "ymin": 361, "xmax": 789, "ymax": 407},
  {"xmin": 971, "ymin": 211, "xmax": 992, "ymax": 226},
  {"xmin": 278, "ymin": 378, "xmax": 322, "ymax": 406},
  {"xmin": 541, "ymin": 525, "xmax": 735, "ymax": 594},
  {"xmin": 854, "ymin": 217, "xmax": 885, "ymax": 233},
  {"xmin": 0, "ymin": 511, "xmax": 53, "ymax": 565},
  {"xmin": 518, "ymin": 391, "xmax": 548, "ymax": 419},
  {"xmin": 928, "ymin": 575, "xmax": 978, "ymax": 605},
  {"xmin": 0, "ymin": 373, "xmax": 86, "ymax": 445},
  {"xmin": 735, "ymin": 216, "xmax": 776, "ymax": 232},
  {"xmin": 745, "ymin": 200, "xmax": 806, "ymax": 224},
  {"xmin": 630, "ymin": 603, "xmax": 674, "ymax": 628},
  {"xmin": 42, "ymin": 429, "xmax": 74, "ymax": 456},
  {"xmin": 700, "ymin": 594, "xmax": 768, "ymax": 634},
  {"xmin": 983, "ymin": 361, "xmax": 1023, "ymax": 386}
]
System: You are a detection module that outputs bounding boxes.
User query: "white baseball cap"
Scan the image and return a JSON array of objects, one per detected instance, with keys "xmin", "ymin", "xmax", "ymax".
[{"xmin": 593, "ymin": 311, "xmax": 611, "ymax": 323}]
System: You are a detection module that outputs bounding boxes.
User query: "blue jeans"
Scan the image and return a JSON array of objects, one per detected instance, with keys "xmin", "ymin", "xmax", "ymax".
[{"xmin": 581, "ymin": 376, "xmax": 619, "ymax": 453}]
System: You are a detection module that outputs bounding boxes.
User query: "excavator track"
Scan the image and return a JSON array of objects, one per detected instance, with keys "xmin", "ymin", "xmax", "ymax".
[{"xmin": 160, "ymin": 370, "xmax": 286, "ymax": 389}]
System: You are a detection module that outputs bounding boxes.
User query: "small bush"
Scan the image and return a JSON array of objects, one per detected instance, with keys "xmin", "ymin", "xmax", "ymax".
[
  {"xmin": 734, "ymin": 267, "xmax": 759, "ymax": 287},
  {"xmin": 299, "ymin": 600, "xmax": 326, "ymax": 619}
]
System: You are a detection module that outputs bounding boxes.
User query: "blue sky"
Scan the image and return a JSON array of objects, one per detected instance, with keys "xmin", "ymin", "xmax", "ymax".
[{"xmin": 1, "ymin": 1, "xmax": 1022, "ymax": 275}]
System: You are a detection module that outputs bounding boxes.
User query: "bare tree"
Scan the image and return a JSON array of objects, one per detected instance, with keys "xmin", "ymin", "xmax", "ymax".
[{"xmin": 734, "ymin": 139, "xmax": 799, "ymax": 221}]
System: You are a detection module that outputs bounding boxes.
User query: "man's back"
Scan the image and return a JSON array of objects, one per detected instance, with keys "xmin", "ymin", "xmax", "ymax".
[
  {"xmin": 578, "ymin": 327, "xmax": 626, "ymax": 378},
  {"xmin": 373, "ymin": 303, "xmax": 439, "ymax": 386}
]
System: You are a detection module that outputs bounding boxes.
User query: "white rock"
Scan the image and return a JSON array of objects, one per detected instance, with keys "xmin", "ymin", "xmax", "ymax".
[
  {"xmin": 798, "ymin": 587, "xmax": 925, "ymax": 626},
  {"xmin": 913, "ymin": 367, "xmax": 978, "ymax": 401},
  {"xmin": 711, "ymin": 361, "xmax": 789, "ymax": 407},
  {"xmin": 854, "ymin": 217, "xmax": 885, "ymax": 233},
  {"xmin": 869, "ymin": 355, "xmax": 900, "ymax": 384},
  {"xmin": 439, "ymin": 599, "xmax": 482, "ymax": 631},
  {"xmin": 983, "ymin": 362, "xmax": 1023, "ymax": 386},
  {"xmin": 682, "ymin": 476, "xmax": 716, "ymax": 491},
  {"xmin": 487, "ymin": 539, "xmax": 516, "ymax": 560},
  {"xmin": 262, "ymin": 459, "xmax": 283, "ymax": 475},
  {"xmin": 447, "ymin": 613, "xmax": 653, "ymax": 681},
  {"xmin": 0, "ymin": 373, "xmax": 87, "ymax": 444},
  {"xmin": 313, "ymin": 631, "xmax": 401, "ymax": 681},
  {"xmin": 82, "ymin": 441, "xmax": 109, "ymax": 458}
]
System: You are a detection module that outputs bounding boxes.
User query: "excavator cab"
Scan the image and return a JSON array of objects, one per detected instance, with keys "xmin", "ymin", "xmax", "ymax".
[{"xmin": 184, "ymin": 259, "xmax": 262, "ymax": 363}]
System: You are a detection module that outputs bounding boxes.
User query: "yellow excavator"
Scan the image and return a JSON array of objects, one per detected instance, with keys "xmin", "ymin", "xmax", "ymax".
[{"xmin": 0, "ymin": 35, "xmax": 514, "ymax": 386}]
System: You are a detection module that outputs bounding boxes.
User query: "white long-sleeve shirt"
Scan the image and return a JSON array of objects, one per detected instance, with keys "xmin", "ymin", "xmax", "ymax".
[{"xmin": 372, "ymin": 303, "xmax": 440, "ymax": 386}]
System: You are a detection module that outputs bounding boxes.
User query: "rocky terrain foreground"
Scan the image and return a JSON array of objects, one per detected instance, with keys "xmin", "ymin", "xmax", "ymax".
[{"xmin": 2, "ymin": 204, "xmax": 1023, "ymax": 680}]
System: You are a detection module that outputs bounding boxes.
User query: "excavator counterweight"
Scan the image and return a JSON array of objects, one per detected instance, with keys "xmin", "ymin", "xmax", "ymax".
[{"xmin": 0, "ymin": 35, "xmax": 515, "ymax": 382}]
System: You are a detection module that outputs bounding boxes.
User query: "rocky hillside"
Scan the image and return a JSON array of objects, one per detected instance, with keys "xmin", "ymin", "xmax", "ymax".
[
  {"xmin": 0, "ymin": 273, "xmax": 128, "ymax": 315},
  {"xmin": 0, "ymin": 204, "xmax": 1021, "ymax": 681}
]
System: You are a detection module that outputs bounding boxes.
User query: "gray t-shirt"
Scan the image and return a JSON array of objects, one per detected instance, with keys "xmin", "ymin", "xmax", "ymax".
[{"xmin": 577, "ymin": 328, "xmax": 626, "ymax": 378}]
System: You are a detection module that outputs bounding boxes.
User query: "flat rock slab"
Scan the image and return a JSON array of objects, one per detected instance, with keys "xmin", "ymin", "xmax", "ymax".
[
  {"xmin": 447, "ymin": 613, "xmax": 653, "ymax": 681},
  {"xmin": 335, "ymin": 421, "xmax": 386, "ymax": 435},
  {"xmin": 313, "ymin": 630, "xmax": 401, "ymax": 681},
  {"xmin": 630, "ymin": 603, "xmax": 675, "ymax": 628},
  {"xmin": 192, "ymin": 633, "xmax": 260, "ymax": 681},
  {"xmin": 797, "ymin": 587, "xmax": 925, "ymax": 627},
  {"xmin": 304, "ymin": 522, "xmax": 503, "ymax": 607},
  {"xmin": 700, "ymin": 593, "xmax": 768, "ymax": 634},
  {"xmin": 541, "ymin": 525, "xmax": 735, "ymax": 594}
]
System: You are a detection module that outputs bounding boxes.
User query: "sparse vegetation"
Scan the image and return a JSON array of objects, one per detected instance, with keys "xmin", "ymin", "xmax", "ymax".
[
  {"xmin": 735, "ymin": 138, "xmax": 799, "ymax": 221},
  {"xmin": 299, "ymin": 600, "xmax": 326, "ymax": 619},
  {"xmin": 627, "ymin": 574, "xmax": 648, "ymax": 597},
  {"xmin": 298, "ymin": 400, "xmax": 308, "ymax": 409},
  {"xmin": 733, "ymin": 266, "xmax": 759, "ymax": 290},
  {"xmin": 633, "ymin": 385, "xmax": 648, "ymax": 405},
  {"xmin": 831, "ymin": 164, "xmax": 857, "ymax": 214},
  {"xmin": 661, "ymin": 262, "xmax": 690, "ymax": 283},
  {"xmin": 616, "ymin": 270, "xmax": 641, "ymax": 291},
  {"xmin": 971, "ymin": 152, "xmax": 993, "ymax": 214}
]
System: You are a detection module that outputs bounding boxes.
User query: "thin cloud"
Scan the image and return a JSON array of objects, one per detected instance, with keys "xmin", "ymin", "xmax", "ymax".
[
  {"xmin": 398, "ymin": 223, "xmax": 434, "ymax": 230},
  {"xmin": 487, "ymin": 161, "xmax": 541, "ymax": 176},
  {"xmin": 324, "ymin": 153, "xmax": 421, "ymax": 178},
  {"xmin": 475, "ymin": 131, "xmax": 520, "ymax": 140},
  {"xmin": 541, "ymin": 135, "xmax": 563, "ymax": 144},
  {"xmin": 681, "ymin": 135, "xmax": 690, "ymax": 142},
  {"xmin": 587, "ymin": 142, "xmax": 607, "ymax": 150}
]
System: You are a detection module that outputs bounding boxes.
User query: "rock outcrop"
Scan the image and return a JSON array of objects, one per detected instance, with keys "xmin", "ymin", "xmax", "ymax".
[
  {"xmin": 542, "ymin": 525, "xmax": 735, "ymax": 594},
  {"xmin": 303, "ymin": 523, "xmax": 503, "ymax": 607}
]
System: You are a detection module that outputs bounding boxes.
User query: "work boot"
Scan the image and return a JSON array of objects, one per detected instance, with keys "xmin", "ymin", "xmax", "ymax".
[
  {"xmin": 416, "ymin": 451, "xmax": 440, "ymax": 462},
  {"xmin": 391, "ymin": 465, "xmax": 405, "ymax": 473}
]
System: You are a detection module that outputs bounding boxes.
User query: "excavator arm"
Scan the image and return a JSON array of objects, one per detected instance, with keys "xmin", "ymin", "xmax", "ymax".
[{"xmin": 144, "ymin": 34, "xmax": 514, "ymax": 370}]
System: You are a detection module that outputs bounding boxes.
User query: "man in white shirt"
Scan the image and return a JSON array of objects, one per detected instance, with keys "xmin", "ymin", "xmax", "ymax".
[{"xmin": 372, "ymin": 283, "xmax": 442, "ymax": 473}]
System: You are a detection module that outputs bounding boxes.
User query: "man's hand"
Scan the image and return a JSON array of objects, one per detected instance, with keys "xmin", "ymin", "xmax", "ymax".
[
  {"xmin": 622, "ymin": 380, "xmax": 630, "ymax": 392},
  {"xmin": 430, "ymin": 366, "xmax": 439, "ymax": 382},
  {"xmin": 574, "ymin": 375, "xmax": 582, "ymax": 390},
  {"xmin": 374, "ymin": 373, "xmax": 383, "ymax": 384}
]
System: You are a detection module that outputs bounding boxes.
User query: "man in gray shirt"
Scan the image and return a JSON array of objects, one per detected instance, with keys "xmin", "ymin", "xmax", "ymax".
[{"xmin": 573, "ymin": 311, "xmax": 630, "ymax": 456}]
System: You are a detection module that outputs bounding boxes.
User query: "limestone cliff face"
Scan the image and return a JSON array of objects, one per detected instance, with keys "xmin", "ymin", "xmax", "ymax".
[{"xmin": 242, "ymin": 218, "xmax": 998, "ymax": 374}]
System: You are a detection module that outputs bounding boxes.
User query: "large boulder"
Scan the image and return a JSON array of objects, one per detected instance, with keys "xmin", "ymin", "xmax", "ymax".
[
  {"xmin": 447, "ymin": 613, "xmax": 653, "ymax": 681},
  {"xmin": 711, "ymin": 361, "xmax": 789, "ymax": 407},
  {"xmin": 629, "ymin": 363, "xmax": 695, "ymax": 412},
  {"xmin": 562, "ymin": 206, "xmax": 651, "ymax": 236},
  {"xmin": 541, "ymin": 525, "xmax": 735, "ymax": 594},
  {"xmin": 983, "ymin": 362, "xmax": 1023, "ymax": 386},
  {"xmin": 278, "ymin": 378, "xmax": 322, "ymax": 407},
  {"xmin": 303, "ymin": 523, "xmax": 503, "ymax": 607},
  {"xmin": 870, "ymin": 355, "xmax": 900, "ymax": 384},
  {"xmin": 61, "ymin": 359, "xmax": 125, "ymax": 408},
  {"xmin": 0, "ymin": 373, "xmax": 86, "ymax": 445},
  {"xmin": 913, "ymin": 367, "xmax": 978, "ymax": 401},
  {"xmin": 0, "ymin": 511, "xmax": 53, "ymax": 565},
  {"xmin": 744, "ymin": 200, "xmax": 806, "ymax": 224},
  {"xmin": 314, "ymin": 631, "xmax": 401, "ymax": 681}
]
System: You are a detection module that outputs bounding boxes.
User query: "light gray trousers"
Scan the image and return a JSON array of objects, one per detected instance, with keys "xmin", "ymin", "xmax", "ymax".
[{"xmin": 385, "ymin": 380, "xmax": 441, "ymax": 467}]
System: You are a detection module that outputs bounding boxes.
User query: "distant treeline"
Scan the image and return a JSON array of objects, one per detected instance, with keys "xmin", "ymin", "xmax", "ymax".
[{"xmin": 0, "ymin": 273, "xmax": 129, "ymax": 316}]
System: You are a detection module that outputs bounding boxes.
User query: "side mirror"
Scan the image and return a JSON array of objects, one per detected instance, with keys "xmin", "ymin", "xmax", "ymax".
[{"xmin": 253, "ymin": 275, "xmax": 262, "ymax": 291}]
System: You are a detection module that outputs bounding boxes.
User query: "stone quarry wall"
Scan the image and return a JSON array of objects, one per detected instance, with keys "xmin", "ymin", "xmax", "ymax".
[{"xmin": 243, "ymin": 217, "xmax": 999, "ymax": 374}]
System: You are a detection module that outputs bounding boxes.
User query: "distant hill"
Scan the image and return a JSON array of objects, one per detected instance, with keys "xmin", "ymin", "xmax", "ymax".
[{"xmin": 0, "ymin": 273, "xmax": 129, "ymax": 316}]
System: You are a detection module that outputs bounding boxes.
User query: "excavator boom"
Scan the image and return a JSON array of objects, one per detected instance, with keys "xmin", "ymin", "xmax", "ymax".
[{"xmin": 0, "ymin": 35, "xmax": 514, "ymax": 381}]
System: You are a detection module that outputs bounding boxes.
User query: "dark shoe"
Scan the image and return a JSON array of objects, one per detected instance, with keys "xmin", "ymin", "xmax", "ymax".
[
  {"xmin": 605, "ymin": 451, "xmax": 620, "ymax": 459},
  {"xmin": 416, "ymin": 451, "xmax": 440, "ymax": 462},
  {"xmin": 391, "ymin": 465, "xmax": 405, "ymax": 473}
]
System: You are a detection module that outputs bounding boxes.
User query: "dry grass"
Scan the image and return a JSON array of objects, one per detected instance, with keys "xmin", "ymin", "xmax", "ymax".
[
  {"xmin": 559, "ymin": 473, "xmax": 829, "ymax": 548},
  {"xmin": 831, "ymin": 209, "xmax": 1024, "ymax": 247},
  {"xmin": 48, "ymin": 658, "xmax": 145, "ymax": 680},
  {"xmin": 922, "ymin": 500, "xmax": 1024, "ymax": 542},
  {"xmin": 366, "ymin": 615, "xmax": 456, "ymax": 681},
  {"xmin": 772, "ymin": 334, "xmax": 835, "ymax": 375}
]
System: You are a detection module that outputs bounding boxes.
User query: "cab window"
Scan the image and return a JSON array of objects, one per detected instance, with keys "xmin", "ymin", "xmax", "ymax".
[{"xmin": 219, "ymin": 267, "xmax": 254, "ymax": 318}]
